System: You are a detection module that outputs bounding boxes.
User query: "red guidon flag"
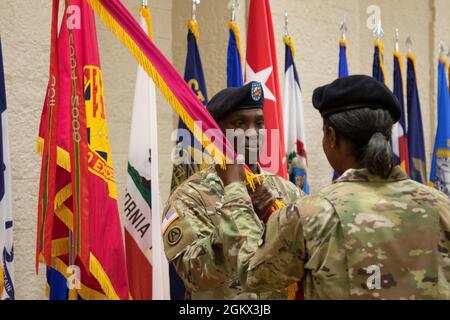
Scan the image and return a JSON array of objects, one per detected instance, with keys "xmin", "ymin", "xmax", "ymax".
[
  {"xmin": 245, "ymin": 0, "xmax": 287, "ymax": 178},
  {"xmin": 36, "ymin": 0, "xmax": 129, "ymax": 299}
]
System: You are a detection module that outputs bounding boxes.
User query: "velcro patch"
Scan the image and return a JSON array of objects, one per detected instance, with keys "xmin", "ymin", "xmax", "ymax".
[{"xmin": 161, "ymin": 209, "xmax": 180, "ymax": 234}]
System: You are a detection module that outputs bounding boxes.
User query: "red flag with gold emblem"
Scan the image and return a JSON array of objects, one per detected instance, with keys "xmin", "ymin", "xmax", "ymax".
[{"xmin": 37, "ymin": 0, "xmax": 128, "ymax": 299}]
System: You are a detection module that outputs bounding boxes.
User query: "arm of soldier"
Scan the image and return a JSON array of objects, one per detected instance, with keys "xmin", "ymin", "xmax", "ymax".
[
  {"xmin": 162, "ymin": 191, "xmax": 228, "ymax": 292},
  {"xmin": 216, "ymin": 181, "xmax": 265, "ymax": 277},
  {"xmin": 439, "ymin": 202, "xmax": 450, "ymax": 285},
  {"xmin": 240, "ymin": 202, "xmax": 306, "ymax": 292}
]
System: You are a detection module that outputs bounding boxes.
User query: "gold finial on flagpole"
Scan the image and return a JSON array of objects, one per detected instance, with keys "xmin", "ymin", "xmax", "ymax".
[
  {"xmin": 406, "ymin": 35, "xmax": 413, "ymax": 54},
  {"xmin": 340, "ymin": 16, "xmax": 347, "ymax": 41},
  {"xmin": 191, "ymin": 0, "xmax": 200, "ymax": 21}
]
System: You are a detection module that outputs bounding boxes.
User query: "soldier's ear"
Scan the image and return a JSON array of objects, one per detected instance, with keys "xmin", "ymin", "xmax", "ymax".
[{"xmin": 325, "ymin": 126, "xmax": 338, "ymax": 149}]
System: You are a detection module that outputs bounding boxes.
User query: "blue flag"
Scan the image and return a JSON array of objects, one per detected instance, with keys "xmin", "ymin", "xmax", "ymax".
[
  {"xmin": 332, "ymin": 40, "xmax": 349, "ymax": 181},
  {"xmin": 170, "ymin": 22, "xmax": 208, "ymax": 193},
  {"xmin": 430, "ymin": 58, "xmax": 450, "ymax": 196},
  {"xmin": 46, "ymin": 267, "xmax": 68, "ymax": 300},
  {"xmin": 406, "ymin": 54, "xmax": 427, "ymax": 184},
  {"xmin": 0, "ymin": 37, "xmax": 14, "ymax": 300},
  {"xmin": 339, "ymin": 40, "xmax": 349, "ymax": 78},
  {"xmin": 373, "ymin": 40, "xmax": 386, "ymax": 83},
  {"xmin": 283, "ymin": 36, "xmax": 309, "ymax": 194},
  {"xmin": 227, "ymin": 21, "xmax": 243, "ymax": 87},
  {"xmin": 169, "ymin": 20, "xmax": 209, "ymax": 300}
]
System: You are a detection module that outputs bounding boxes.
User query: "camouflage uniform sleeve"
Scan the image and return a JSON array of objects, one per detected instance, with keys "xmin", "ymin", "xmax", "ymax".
[
  {"xmin": 242, "ymin": 203, "xmax": 306, "ymax": 292},
  {"xmin": 162, "ymin": 189, "xmax": 229, "ymax": 293},
  {"xmin": 216, "ymin": 181, "xmax": 265, "ymax": 278},
  {"xmin": 439, "ymin": 198, "xmax": 450, "ymax": 288},
  {"xmin": 283, "ymin": 179, "xmax": 303, "ymax": 202}
]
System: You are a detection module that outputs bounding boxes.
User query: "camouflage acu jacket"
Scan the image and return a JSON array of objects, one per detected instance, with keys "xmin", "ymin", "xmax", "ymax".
[
  {"xmin": 162, "ymin": 166, "xmax": 301, "ymax": 300},
  {"xmin": 224, "ymin": 166, "xmax": 450, "ymax": 300}
]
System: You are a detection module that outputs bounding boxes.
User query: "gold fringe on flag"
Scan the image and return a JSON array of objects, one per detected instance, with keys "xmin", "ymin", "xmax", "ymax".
[
  {"xmin": 228, "ymin": 21, "xmax": 243, "ymax": 62},
  {"xmin": 37, "ymin": 137, "xmax": 71, "ymax": 172},
  {"xmin": 89, "ymin": 253, "xmax": 120, "ymax": 300}
]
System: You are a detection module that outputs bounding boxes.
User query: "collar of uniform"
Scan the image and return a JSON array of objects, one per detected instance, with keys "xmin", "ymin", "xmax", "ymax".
[{"xmin": 334, "ymin": 165, "xmax": 409, "ymax": 184}]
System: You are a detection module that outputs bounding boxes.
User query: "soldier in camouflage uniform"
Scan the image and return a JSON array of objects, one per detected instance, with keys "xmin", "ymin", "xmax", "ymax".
[
  {"xmin": 162, "ymin": 82, "xmax": 301, "ymax": 300},
  {"xmin": 216, "ymin": 75, "xmax": 450, "ymax": 299}
]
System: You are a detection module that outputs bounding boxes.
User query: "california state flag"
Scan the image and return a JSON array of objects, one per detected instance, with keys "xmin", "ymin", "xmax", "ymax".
[
  {"xmin": 245, "ymin": 0, "xmax": 287, "ymax": 178},
  {"xmin": 124, "ymin": 6, "xmax": 170, "ymax": 300}
]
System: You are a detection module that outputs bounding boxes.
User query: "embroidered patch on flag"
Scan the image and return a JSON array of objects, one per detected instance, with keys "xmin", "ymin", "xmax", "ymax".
[{"xmin": 161, "ymin": 209, "xmax": 180, "ymax": 234}]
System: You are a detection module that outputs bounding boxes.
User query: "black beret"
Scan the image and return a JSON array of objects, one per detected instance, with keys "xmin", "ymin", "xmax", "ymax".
[
  {"xmin": 312, "ymin": 75, "xmax": 401, "ymax": 122},
  {"xmin": 206, "ymin": 81, "xmax": 264, "ymax": 122}
]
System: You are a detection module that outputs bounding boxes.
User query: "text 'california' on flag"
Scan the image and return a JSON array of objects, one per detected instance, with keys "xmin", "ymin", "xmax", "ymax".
[
  {"xmin": 124, "ymin": 4, "xmax": 170, "ymax": 300},
  {"xmin": 283, "ymin": 35, "xmax": 309, "ymax": 194},
  {"xmin": 246, "ymin": 0, "xmax": 287, "ymax": 178},
  {"xmin": 430, "ymin": 56, "xmax": 450, "ymax": 196},
  {"xmin": 0, "ymin": 36, "xmax": 14, "ymax": 300},
  {"xmin": 392, "ymin": 50, "xmax": 410, "ymax": 174}
]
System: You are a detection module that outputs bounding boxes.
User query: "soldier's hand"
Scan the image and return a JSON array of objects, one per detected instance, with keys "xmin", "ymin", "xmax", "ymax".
[
  {"xmin": 215, "ymin": 156, "xmax": 244, "ymax": 186},
  {"xmin": 247, "ymin": 181, "xmax": 276, "ymax": 220}
]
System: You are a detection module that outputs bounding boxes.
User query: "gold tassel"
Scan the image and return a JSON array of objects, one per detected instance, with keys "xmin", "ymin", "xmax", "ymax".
[{"xmin": 287, "ymin": 282, "xmax": 298, "ymax": 300}]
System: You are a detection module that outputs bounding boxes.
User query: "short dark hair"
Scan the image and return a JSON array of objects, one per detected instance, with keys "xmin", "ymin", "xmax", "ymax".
[{"xmin": 324, "ymin": 107, "xmax": 395, "ymax": 178}]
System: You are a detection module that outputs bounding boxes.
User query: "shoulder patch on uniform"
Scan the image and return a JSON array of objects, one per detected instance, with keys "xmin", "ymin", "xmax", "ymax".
[
  {"xmin": 167, "ymin": 226, "xmax": 183, "ymax": 246},
  {"xmin": 162, "ymin": 209, "xmax": 180, "ymax": 234}
]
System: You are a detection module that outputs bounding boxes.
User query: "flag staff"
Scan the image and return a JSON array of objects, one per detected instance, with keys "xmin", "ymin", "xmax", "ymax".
[
  {"xmin": 394, "ymin": 28, "xmax": 400, "ymax": 52},
  {"xmin": 340, "ymin": 16, "xmax": 347, "ymax": 41},
  {"xmin": 284, "ymin": 10, "xmax": 289, "ymax": 37},
  {"xmin": 191, "ymin": 0, "xmax": 200, "ymax": 21},
  {"xmin": 142, "ymin": 0, "xmax": 147, "ymax": 7},
  {"xmin": 439, "ymin": 40, "xmax": 445, "ymax": 58},
  {"xmin": 229, "ymin": 0, "xmax": 239, "ymax": 22},
  {"xmin": 406, "ymin": 35, "xmax": 413, "ymax": 54}
]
